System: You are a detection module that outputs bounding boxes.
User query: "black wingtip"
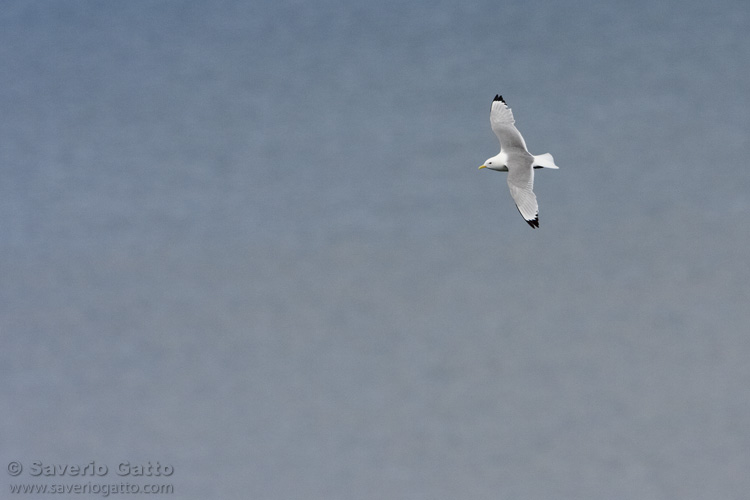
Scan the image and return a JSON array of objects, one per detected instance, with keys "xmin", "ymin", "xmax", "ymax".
[
  {"xmin": 525, "ymin": 217, "xmax": 539, "ymax": 229},
  {"xmin": 493, "ymin": 94, "xmax": 506, "ymax": 104}
]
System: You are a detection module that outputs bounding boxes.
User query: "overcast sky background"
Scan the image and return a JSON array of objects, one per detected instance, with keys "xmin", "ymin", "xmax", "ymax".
[{"xmin": 2, "ymin": 0, "xmax": 750, "ymax": 498}]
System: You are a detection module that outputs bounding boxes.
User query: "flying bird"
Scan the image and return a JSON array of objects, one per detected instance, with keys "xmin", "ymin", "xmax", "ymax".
[{"xmin": 479, "ymin": 95, "xmax": 559, "ymax": 228}]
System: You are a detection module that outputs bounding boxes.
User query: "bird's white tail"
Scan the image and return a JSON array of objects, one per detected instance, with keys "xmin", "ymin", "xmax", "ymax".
[{"xmin": 532, "ymin": 153, "xmax": 559, "ymax": 169}]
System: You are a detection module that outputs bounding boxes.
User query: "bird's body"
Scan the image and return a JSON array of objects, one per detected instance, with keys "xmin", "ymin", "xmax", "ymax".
[{"xmin": 479, "ymin": 95, "xmax": 558, "ymax": 228}]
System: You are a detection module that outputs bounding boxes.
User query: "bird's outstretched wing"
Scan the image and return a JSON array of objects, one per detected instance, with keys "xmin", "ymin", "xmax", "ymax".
[
  {"xmin": 507, "ymin": 166, "xmax": 539, "ymax": 228},
  {"xmin": 490, "ymin": 95, "xmax": 529, "ymax": 153}
]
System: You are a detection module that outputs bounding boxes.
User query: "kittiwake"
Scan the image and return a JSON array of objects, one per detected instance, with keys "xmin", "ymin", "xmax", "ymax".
[{"xmin": 479, "ymin": 95, "xmax": 559, "ymax": 228}]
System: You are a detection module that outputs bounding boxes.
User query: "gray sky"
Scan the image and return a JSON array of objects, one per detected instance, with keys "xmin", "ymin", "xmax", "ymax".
[{"xmin": 2, "ymin": 0, "xmax": 750, "ymax": 498}]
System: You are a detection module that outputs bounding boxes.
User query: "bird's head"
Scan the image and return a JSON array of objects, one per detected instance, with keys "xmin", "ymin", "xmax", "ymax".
[{"xmin": 478, "ymin": 153, "xmax": 506, "ymax": 172}]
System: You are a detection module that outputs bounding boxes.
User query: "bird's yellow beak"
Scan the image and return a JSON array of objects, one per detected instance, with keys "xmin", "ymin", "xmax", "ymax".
[{"xmin": 478, "ymin": 165, "xmax": 486, "ymax": 169}]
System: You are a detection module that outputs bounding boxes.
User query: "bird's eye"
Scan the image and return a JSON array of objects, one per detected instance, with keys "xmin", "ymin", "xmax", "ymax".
[{"xmin": 488, "ymin": 161, "xmax": 492, "ymax": 165}]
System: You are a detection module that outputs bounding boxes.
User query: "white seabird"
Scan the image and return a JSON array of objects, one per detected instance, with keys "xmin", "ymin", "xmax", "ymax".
[{"xmin": 479, "ymin": 95, "xmax": 559, "ymax": 228}]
